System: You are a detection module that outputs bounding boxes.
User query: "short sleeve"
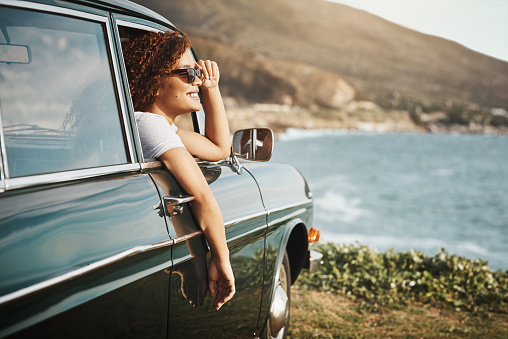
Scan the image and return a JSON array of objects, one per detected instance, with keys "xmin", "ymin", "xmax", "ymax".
[{"xmin": 134, "ymin": 112, "xmax": 186, "ymax": 159}]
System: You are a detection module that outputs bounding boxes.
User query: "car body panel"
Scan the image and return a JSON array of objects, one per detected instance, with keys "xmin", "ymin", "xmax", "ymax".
[{"xmin": 0, "ymin": 174, "xmax": 172, "ymax": 337}]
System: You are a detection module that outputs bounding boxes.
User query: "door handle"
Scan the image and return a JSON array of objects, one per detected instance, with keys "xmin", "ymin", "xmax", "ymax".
[{"xmin": 164, "ymin": 195, "xmax": 195, "ymax": 216}]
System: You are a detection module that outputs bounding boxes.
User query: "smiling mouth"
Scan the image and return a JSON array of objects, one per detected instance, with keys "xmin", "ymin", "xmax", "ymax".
[{"xmin": 187, "ymin": 92, "xmax": 199, "ymax": 99}]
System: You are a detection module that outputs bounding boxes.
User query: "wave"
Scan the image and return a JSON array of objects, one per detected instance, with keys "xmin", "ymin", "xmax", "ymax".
[
  {"xmin": 431, "ymin": 168, "xmax": 456, "ymax": 177},
  {"xmin": 278, "ymin": 128, "xmax": 389, "ymax": 141},
  {"xmin": 314, "ymin": 189, "xmax": 370, "ymax": 223},
  {"xmin": 278, "ymin": 128, "xmax": 348, "ymax": 141},
  {"xmin": 320, "ymin": 232, "xmax": 492, "ymax": 258}
]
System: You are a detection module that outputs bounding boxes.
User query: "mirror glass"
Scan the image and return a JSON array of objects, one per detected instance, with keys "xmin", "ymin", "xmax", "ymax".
[
  {"xmin": 232, "ymin": 128, "xmax": 273, "ymax": 161},
  {"xmin": 0, "ymin": 44, "xmax": 31, "ymax": 64}
]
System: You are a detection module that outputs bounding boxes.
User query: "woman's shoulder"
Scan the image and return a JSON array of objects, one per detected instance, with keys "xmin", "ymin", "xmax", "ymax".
[
  {"xmin": 135, "ymin": 112, "xmax": 176, "ymax": 128},
  {"xmin": 134, "ymin": 111, "xmax": 165, "ymax": 121},
  {"xmin": 134, "ymin": 111, "xmax": 178, "ymax": 135}
]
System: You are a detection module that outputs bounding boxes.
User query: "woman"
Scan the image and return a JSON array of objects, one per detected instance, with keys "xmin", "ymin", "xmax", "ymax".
[{"xmin": 122, "ymin": 31, "xmax": 234, "ymax": 310}]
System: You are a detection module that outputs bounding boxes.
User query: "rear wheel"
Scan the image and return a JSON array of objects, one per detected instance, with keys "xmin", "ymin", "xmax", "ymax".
[{"xmin": 262, "ymin": 251, "xmax": 291, "ymax": 339}]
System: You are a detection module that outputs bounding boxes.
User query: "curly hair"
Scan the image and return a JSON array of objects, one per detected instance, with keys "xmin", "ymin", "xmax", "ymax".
[{"xmin": 122, "ymin": 30, "xmax": 191, "ymax": 112}]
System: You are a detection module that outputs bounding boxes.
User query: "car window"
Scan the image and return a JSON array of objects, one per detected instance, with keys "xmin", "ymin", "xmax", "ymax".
[
  {"xmin": 0, "ymin": 6, "xmax": 128, "ymax": 178},
  {"xmin": 118, "ymin": 23, "xmax": 204, "ymax": 164}
]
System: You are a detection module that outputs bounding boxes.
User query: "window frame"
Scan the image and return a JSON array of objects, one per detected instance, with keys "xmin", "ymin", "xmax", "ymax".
[{"xmin": 0, "ymin": 1, "xmax": 139, "ymax": 190}]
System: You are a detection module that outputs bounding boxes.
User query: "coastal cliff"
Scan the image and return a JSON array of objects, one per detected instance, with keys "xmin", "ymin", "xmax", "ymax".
[{"xmin": 138, "ymin": 0, "xmax": 508, "ymax": 135}]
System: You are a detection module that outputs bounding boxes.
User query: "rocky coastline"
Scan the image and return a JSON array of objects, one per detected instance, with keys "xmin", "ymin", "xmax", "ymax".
[{"xmin": 224, "ymin": 98, "xmax": 508, "ymax": 138}]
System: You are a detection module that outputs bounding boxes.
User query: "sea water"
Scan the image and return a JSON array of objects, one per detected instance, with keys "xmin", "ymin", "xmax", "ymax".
[{"xmin": 271, "ymin": 129, "xmax": 508, "ymax": 270}]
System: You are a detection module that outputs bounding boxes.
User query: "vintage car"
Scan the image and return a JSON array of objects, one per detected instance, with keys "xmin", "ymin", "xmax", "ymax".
[{"xmin": 0, "ymin": 0, "xmax": 321, "ymax": 338}]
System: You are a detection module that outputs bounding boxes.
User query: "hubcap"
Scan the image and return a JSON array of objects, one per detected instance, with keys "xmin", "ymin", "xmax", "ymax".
[{"xmin": 268, "ymin": 264, "xmax": 289, "ymax": 338}]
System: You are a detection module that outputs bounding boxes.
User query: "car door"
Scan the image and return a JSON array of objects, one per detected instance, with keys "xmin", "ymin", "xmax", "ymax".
[
  {"xmin": 147, "ymin": 160, "xmax": 268, "ymax": 339},
  {"xmin": 0, "ymin": 4, "xmax": 172, "ymax": 337}
]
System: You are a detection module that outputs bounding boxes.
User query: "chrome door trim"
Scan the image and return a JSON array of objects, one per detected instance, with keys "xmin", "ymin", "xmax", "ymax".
[
  {"xmin": 0, "ymin": 202, "xmax": 302, "ymax": 305},
  {"xmin": 224, "ymin": 211, "xmax": 268, "ymax": 228},
  {"xmin": 0, "ymin": 237, "xmax": 175, "ymax": 306},
  {"xmin": 171, "ymin": 211, "xmax": 270, "ymax": 245},
  {"xmin": 4, "ymin": 164, "xmax": 140, "ymax": 191},
  {"xmin": 267, "ymin": 200, "xmax": 313, "ymax": 215},
  {"xmin": 227, "ymin": 224, "xmax": 268, "ymax": 243},
  {"xmin": 268, "ymin": 208, "xmax": 309, "ymax": 228},
  {"xmin": 173, "ymin": 230, "xmax": 204, "ymax": 245}
]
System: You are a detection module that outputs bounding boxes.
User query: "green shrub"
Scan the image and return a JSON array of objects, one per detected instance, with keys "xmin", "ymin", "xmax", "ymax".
[{"xmin": 296, "ymin": 243, "xmax": 508, "ymax": 314}]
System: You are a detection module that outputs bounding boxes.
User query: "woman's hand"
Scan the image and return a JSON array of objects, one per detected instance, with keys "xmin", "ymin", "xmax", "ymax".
[
  {"xmin": 207, "ymin": 255, "xmax": 235, "ymax": 310},
  {"xmin": 198, "ymin": 60, "xmax": 220, "ymax": 89},
  {"xmin": 178, "ymin": 59, "xmax": 230, "ymax": 161}
]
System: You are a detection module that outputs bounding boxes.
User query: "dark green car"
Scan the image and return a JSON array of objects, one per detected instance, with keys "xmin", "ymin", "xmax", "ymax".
[{"xmin": 0, "ymin": 1, "xmax": 320, "ymax": 338}]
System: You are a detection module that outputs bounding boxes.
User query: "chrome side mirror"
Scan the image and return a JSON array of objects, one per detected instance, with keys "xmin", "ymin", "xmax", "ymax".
[{"xmin": 232, "ymin": 128, "xmax": 273, "ymax": 162}]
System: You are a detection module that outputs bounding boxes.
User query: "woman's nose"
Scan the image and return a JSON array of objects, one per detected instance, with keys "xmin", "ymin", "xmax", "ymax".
[{"xmin": 195, "ymin": 74, "xmax": 203, "ymax": 86}]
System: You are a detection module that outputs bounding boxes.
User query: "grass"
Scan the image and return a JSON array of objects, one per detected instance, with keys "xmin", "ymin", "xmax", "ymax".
[
  {"xmin": 289, "ymin": 289, "xmax": 508, "ymax": 338},
  {"xmin": 289, "ymin": 242, "xmax": 508, "ymax": 338}
]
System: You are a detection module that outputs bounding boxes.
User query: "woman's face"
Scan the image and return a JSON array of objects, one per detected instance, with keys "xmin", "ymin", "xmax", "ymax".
[{"xmin": 153, "ymin": 51, "xmax": 202, "ymax": 118}]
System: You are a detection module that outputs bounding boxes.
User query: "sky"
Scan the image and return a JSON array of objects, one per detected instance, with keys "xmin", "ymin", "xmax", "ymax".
[{"xmin": 329, "ymin": 0, "xmax": 508, "ymax": 62}]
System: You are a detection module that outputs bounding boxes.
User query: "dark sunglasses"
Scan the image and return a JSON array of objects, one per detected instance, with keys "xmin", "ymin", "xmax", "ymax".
[{"xmin": 167, "ymin": 68, "xmax": 202, "ymax": 83}]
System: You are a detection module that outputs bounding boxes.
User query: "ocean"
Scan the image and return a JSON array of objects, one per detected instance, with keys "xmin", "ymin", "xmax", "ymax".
[{"xmin": 271, "ymin": 129, "xmax": 508, "ymax": 271}]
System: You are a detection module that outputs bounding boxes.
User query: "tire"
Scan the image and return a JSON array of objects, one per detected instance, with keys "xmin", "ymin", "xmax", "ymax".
[{"xmin": 261, "ymin": 251, "xmax": 291, "ymax": 339}]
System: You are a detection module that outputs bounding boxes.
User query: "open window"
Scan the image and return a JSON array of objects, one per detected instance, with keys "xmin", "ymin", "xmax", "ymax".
[{"xmin": 117, "ymin": 23, "xmax": 205, "ymax": 163}]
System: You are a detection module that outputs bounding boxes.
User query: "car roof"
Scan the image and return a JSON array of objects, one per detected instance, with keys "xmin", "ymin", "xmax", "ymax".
[{"xmin": 27, "ymin": 0, "xmax": 173, "ymax": 27}]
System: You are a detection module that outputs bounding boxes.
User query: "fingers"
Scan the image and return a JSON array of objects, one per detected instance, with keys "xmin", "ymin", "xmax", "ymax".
[
  {"xmin": 214, "ymin": 282, "xmax": 236, "ymax": 310},
  {"xmin": 198, "ymin": 60, "xmax": 220, "ymax": 86},
  {"xmin": 207, "ymin": 258, "xmax": 235, "ymax": 310},
  {"xmin": 208, "ymin": 279, "xmax": 216, "ymax": 299},
  {"xmin": 199, "ymin": 280, "xmax": 207, "ymax": 307}
]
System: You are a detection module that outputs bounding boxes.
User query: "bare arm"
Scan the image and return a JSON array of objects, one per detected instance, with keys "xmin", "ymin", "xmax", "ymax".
[
  {"xmin": 159, "ymin": 147, "xmax": 235, "ymax": 310},
  {"xmin": 178, "ymin": 60, "xmax": 230, "ymax": 161}
]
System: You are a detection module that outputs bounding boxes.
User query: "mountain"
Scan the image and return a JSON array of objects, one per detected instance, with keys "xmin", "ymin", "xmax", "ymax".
[{"xmin": 135, "ymin": 0, "xmax": 508, "ymax": 133}]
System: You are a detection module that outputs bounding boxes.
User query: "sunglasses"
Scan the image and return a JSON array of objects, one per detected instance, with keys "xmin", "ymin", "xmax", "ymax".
[{"xmin": 167, "ymin": 68, "xmax": 202, "ymax": 83}]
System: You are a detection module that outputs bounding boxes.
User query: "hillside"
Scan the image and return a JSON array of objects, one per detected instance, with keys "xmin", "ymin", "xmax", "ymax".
[{"xmin": 135, "ymin": 0, "xmax": 508, "ymax": 134}]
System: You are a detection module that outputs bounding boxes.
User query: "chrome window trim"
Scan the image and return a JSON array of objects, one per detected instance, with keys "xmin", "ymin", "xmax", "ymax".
[
  {"xmin": 114, "ymin": 20, "xmax": 165, "ymax": 164},
  {"xmin": 0, "ymin": 237, "xmax": 175, "ymax": 306},
  {"xmin": 115, "ymin": 19, "xmax": 165, "ymax": 33},
  {"xmin": 0, "ymin": 99, "xmax": 6, "ymax": 180},
  {"xmin": 4, "ymin": 164, "xmax": 139, "ymax": 191},
  {"xmin": 0, "ymin": 0, "xmax": 107, "ymax": 20},
  {"xmin": 104, "ymin": 17, "xmax": 136, "ymax": 164},
  {"xmin": 141, "ymin": 160, "xmax": 163, "ymax": 170}
]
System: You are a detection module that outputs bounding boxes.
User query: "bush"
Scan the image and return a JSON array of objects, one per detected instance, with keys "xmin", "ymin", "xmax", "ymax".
[{"xmin": 296, "ymin": 243, "xmax": 508, "ymax": 314}]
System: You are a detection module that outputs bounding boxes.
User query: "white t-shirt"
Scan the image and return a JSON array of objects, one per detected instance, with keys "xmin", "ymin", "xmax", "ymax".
[{"xmin": 134, "ymin": 111, "xmax": 186, "ymax": 159}]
